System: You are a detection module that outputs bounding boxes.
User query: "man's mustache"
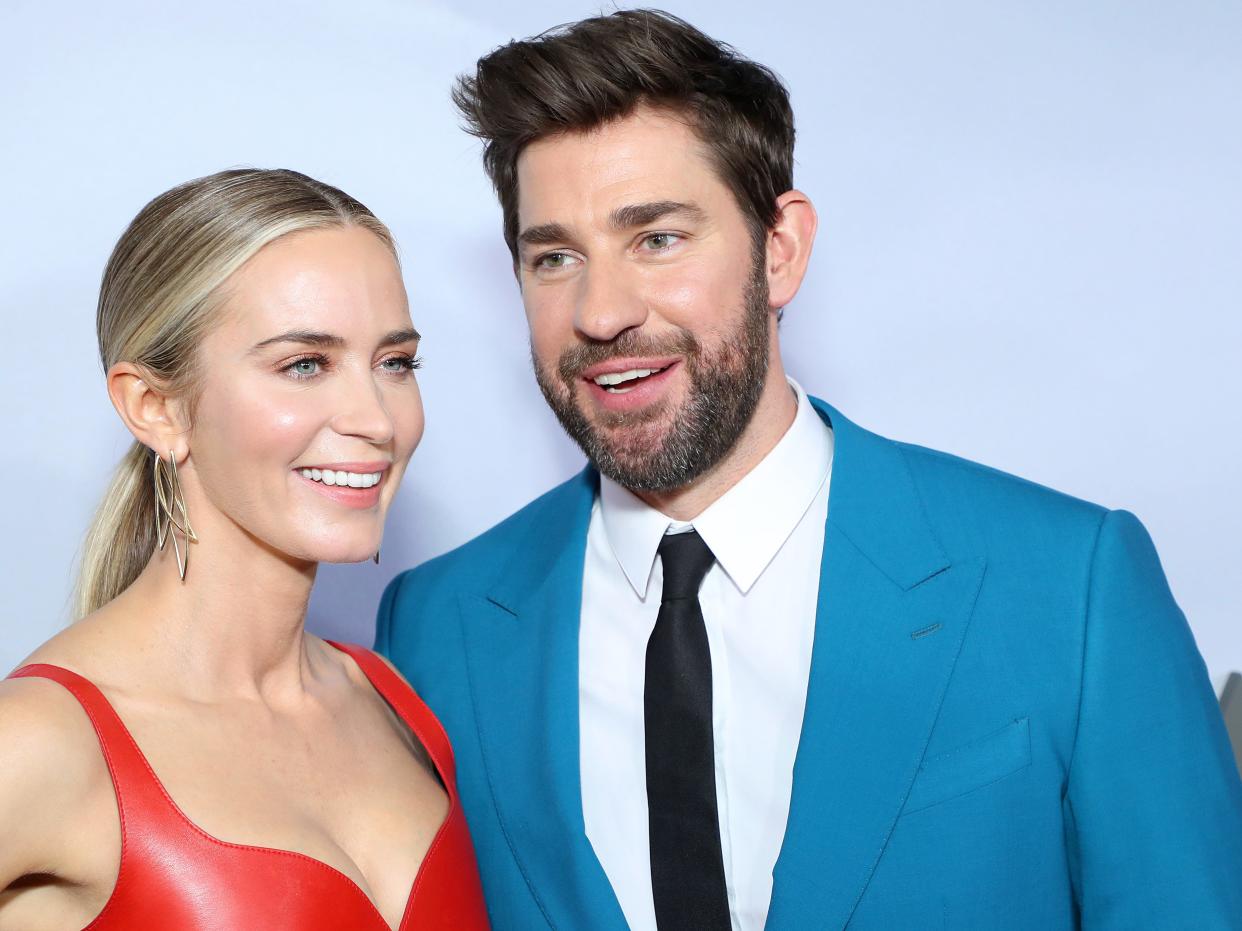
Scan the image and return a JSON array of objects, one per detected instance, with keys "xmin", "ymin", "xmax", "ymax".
[{"xmin": 556, "ymin": 329, "xmax": 700, "ymax": 385}]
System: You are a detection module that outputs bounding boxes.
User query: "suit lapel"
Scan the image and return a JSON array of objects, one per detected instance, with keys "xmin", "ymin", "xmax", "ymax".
[
  {"xmin": 455, "ymin": 401, "xmax": 985, "ymax": 929},
  {"xmin": 767, "ymin": 401, "xmax": 987, "ymax": 929},
  {"xmin": 457, "ymin": 470, "xmax": 628, "ymax": 930}
]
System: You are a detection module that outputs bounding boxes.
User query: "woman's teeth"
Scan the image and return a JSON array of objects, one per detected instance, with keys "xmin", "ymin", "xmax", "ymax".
[
  {"xmin": 300, "ymin": 468, "xmax": 382, "ymax": 488},
  {"xmin": 592, "ymin": 366, "xmax": 667, "ymax": 393}
]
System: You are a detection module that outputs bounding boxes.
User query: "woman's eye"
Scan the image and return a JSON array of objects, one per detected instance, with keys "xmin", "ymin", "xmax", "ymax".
[
  {"xmin": 283, "ymin": 357, "xmax": 323, "ymax": 378},
  {"xmin": 380, "ymin": 355, "xmax": 422, "ymax": 373}
]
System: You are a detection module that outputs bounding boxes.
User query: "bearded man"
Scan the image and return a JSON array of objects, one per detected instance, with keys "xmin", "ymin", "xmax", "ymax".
[{"xmin": 377, "ymin": 10, "xmax": 1242, "ymax": 930}]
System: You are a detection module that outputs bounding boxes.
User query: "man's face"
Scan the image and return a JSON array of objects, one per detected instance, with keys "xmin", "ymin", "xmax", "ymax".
[{"xmin": 515, "ymin": 106, "xmax": 773, "ymax": 491}]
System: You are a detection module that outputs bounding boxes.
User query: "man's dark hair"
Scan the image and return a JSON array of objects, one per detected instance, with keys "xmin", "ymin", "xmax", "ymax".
[{"xmin": 452, "ymin": 8, "xmax": 795, "ymax": 261}]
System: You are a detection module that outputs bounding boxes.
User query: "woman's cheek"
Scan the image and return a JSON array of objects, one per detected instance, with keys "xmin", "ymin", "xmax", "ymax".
[
  {"xmin": 391, "ymin": 382, "xmax": 426, "ymax": 459},
  {"xmin": 238, "ymin": 388, "xmax": 326, "ymax": 459}
]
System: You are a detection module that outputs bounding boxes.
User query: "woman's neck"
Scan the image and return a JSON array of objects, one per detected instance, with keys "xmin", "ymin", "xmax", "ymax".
[{"xmin": 104, "ymin": 520, "xmax": 320, "ymax": 705}]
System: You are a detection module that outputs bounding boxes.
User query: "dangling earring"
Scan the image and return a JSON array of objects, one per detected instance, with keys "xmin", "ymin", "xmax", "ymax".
[
  {"xmin": 153, "ymin": 450, "xmax": 198, "ymax": 581},
  {"xmin": 373, "ymin": 548, "xmax": 381, "ymax": 565}
]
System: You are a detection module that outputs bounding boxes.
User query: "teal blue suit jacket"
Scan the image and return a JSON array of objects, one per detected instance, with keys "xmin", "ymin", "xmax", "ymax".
[{"xmin": 376, "ymin": 399, "xmax": 1242, "ymax": 929}]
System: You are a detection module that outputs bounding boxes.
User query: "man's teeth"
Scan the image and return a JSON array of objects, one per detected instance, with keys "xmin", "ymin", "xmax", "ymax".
[
  {"xmin": 592, "ymin": 366, "xmax": 666, "ymax": 392},
  {"xmin": 300, "ymin": 469, "xmax": 382, "ymax": 488}
]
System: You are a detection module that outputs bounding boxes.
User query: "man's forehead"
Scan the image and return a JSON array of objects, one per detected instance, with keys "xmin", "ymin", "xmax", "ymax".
[{"xmin": 515, "ymin": 109, "xmax": 719, "ymax": 226}]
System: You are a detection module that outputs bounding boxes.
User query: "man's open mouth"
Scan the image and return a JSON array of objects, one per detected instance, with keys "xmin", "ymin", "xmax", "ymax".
[{"xmin": 589, "ymin": 365, "xmax": 672, "ymax": 394}]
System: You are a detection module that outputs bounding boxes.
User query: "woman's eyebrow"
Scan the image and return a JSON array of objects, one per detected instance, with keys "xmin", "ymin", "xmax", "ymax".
[
  {"xmin": 249, "ymin": 328, "xmax": 420, "ymax": 353},
  {"xmin": 380, "ymin": 328, "xmax": 421, "ymax": 347},
  {"xmin": 249, "ymin": 330, "xmax": 345, "ymax": 353}
]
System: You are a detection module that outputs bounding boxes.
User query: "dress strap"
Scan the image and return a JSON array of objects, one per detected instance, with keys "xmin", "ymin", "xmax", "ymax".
[
  {"xmin": 326, "ymin": 641, "xmax": 457, "ymax": 787},
  {"xmin": 8, "ymin": 663, "xmax": 173, "ymax": 829}
]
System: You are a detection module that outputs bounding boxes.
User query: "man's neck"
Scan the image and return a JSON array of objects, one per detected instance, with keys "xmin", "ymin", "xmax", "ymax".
[{"xmin": 635, "ymin": 360, "xmax": 798, "ymax": 522}]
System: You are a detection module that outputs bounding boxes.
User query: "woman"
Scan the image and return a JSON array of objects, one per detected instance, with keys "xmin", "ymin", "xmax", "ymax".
[{"xmin": 0, "ymin": 169, "xmax": 489, "ymax": 930}]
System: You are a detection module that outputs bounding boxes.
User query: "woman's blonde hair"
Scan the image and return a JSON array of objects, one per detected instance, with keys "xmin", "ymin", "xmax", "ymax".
[{"xmin": 75, "ymin": 168, "xmax": 397, "ymax": 619}]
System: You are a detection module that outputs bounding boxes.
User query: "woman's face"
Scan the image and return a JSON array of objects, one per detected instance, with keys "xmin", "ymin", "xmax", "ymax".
[{"xmin": 184, "ymin": 225, "xmax": 423, "ymax": 565}]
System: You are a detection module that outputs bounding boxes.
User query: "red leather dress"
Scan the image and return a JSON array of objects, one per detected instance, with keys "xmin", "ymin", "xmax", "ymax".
[{"xmin": 8, "ymin": 641, "xmax": 490, "ymax": 930}]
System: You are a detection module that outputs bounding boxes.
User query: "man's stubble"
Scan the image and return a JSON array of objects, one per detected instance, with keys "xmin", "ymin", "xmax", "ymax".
[{"xmin": 533, "ymin": 258, "xmax": 772, "ymax": 493}]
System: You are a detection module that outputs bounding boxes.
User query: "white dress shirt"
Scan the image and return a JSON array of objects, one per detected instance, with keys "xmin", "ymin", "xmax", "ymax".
[{"xmin": 579, "ymin": 379, "xmax": 834, "ymax": 931}]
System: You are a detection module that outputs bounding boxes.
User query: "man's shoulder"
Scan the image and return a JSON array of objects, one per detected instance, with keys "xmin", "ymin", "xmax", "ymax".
[
  {"xmin": 815, "ymin": 398, "xmax": 1110, "ymax": 537},
  {"xmin": 895, "ymin": 437, "xmax": 1108, "ymax": 525},
  {"xmin": 875, "ymin": 433, "xmax": 1122, "ymax": 579}
]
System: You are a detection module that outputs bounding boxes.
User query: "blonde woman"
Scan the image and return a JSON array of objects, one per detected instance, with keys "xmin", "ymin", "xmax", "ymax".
[{"xmin": 0, "ymin": 169, "xmax": 489, "ymax": 930}]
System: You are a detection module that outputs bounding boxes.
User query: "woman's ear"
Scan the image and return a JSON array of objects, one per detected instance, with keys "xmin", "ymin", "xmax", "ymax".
[
  {"xmin": 764, "ymin": 189, "xmax": 819, "ymax": 310},
  {"xmin": 107, "ymin": 363, "xmax": 190, "ymax": 461}
]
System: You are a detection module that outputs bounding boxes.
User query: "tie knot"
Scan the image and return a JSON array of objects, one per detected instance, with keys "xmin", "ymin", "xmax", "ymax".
[{"xmin": 657, "ymin": 530, "xmax": 715, "ymax": 601}]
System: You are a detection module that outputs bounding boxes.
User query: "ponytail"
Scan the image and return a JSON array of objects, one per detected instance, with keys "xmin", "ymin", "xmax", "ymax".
[{"xmin": 74, "ymin": 441, "xmax": 157, "ymax": 618}]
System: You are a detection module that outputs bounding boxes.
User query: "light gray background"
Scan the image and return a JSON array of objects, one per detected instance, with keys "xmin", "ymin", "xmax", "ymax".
[{"xmin": 2, "ymin": 0, "xmax": 1238, "ymax": 690}]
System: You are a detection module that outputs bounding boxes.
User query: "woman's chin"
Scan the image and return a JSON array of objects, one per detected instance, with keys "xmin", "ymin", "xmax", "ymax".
[
  {"xmin": 316, "ymin": 548, "xmax": 382, "ymax": 566},
  {"xmin": 280, "ymin": 539, "xmax": 381, "ymax": 567}
]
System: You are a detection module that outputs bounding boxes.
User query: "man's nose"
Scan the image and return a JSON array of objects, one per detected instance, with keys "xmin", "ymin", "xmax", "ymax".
[{"xmin": 573, "ymin": 258, "xmax": 649, "ymax": 342}]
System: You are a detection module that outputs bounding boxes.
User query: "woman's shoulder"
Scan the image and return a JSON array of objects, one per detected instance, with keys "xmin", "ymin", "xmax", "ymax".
[
  {"xmin": 1, "ymin": 625, "xmax": 119, "ymax": 800},
  {"xmin": 0, "ymin": 673, "xmax": 104, "ymax": 781},
  {"xmin": 0, "ymin": 671, "xmax": 116, "ymax": 885},
  {"xmin": 2, "ymin": 615, "xmax": 131, "ymax": 840},
  {"xmin": 319, "ymin": 636, "xmax": 414, "ymax": 688},
  {"xmin": 4, "ymin": 622, "xmax": 115, "ymax": 750}
]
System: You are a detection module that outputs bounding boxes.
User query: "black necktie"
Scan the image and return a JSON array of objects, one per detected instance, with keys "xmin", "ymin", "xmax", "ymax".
[{"xmin": 644, "ymin": 530, "xmax": 731, "ymax": 930}]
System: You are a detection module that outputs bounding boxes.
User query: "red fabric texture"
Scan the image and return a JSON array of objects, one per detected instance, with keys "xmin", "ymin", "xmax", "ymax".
[{"xmin": 9, "ymin": 640, "xmax": 489, "ymax": 930}]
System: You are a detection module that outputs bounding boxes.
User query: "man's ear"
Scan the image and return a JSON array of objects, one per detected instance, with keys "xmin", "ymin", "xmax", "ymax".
[
  {"xmin": 107, "ymin": 363, "xmax": 190, "ymax": 461},
  {"xmin": 764, "ymin": 190, "xmax": 818, "ymax": 311}
]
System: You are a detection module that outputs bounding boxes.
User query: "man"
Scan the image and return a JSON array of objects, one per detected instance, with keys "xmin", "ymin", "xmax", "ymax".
[{"xmin": 377, "ymin": 10, "xmax": 1242, "ymax": 929}]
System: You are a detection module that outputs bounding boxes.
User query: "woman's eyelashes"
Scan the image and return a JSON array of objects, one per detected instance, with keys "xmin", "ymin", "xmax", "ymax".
[
  {"xmin": 282, "ymin": 353, "xmax": 330, "ymax": 379},
  {"xmin": 380, "ymin": 354, "xmax": 423, "ymax": 374},
  {"xmin": 279, "ymin": 353, "xmax": 422, "ymax": 381}
]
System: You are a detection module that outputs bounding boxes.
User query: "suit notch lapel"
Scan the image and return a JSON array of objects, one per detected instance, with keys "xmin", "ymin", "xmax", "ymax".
[
  {"xmin": 767, "ymin": 400, "xmax": 988, "ymax": 929},
  {"xmin": 457, "ymin": 470, "xmax": 628, "ymax": 930},
  {"xmin": 769, "ymin": 534, "xmax": 987, "ymax": 929}
]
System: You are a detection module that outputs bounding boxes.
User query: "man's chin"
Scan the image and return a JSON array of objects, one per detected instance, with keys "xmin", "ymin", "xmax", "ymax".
[
  {"xmin": 583, "ymin": 405, "xmax": 673, "ymax": 448},
  {"xmin": 573, "ymin": 386, "xmax": 671, "ymax": 427}
]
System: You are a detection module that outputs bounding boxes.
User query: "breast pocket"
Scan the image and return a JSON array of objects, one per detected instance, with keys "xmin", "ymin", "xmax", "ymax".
[{"xmin": 901, "ymin": 716, "xmax": 1031, "ymax": 817}]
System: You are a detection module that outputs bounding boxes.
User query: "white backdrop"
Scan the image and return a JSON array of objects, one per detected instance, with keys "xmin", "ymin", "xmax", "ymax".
[{"xmin": 2, "ymin": 0, "xmax": 1239, "ymax": 690}]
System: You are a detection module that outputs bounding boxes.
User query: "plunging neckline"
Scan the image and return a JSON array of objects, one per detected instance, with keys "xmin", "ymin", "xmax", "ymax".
[{"xmin": 40, "ymin": 641, "xmax": 450, "ymax": 931}]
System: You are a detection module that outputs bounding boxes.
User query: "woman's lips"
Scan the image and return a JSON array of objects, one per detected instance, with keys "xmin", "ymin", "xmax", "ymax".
[{"xmin": 293, "ymin": 465, "xmax": 386, "ymax": 510}]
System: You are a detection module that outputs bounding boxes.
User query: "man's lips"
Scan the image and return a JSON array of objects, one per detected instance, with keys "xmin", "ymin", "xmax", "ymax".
[
  {"xmin": 580, "ymin": 359, "xmax": 682, "ymax": 412},
  {"xmin": 578, "ymin": 356, "xmax": 682, "ymax": 382}
]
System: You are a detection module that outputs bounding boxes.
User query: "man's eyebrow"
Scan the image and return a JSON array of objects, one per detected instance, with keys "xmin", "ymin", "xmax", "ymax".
[
  {"xmin": 610, "ymin": 200, "xmax": 705, "ymax": 230},
  {"xmin": 249, "ymin": 328, "xmax": 420, "ymax": 353},
  {"xmin": 516, "ymin": 203, "xmax": 705, "ymax": 252},
  {"xmin": 517, "ymin": 222, "xmax": 572, "ymax": 249}
]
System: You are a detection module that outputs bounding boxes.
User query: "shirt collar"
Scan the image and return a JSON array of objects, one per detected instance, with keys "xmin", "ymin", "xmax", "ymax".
[{"xmin": 599, "ymin": 378, "xmax": 834, "ymax": 598}]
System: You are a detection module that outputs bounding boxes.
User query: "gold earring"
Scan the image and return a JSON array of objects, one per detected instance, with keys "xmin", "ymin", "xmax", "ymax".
[{"xmin": 153, "ymin": 450, "xmax": 198, "ymax": 581}]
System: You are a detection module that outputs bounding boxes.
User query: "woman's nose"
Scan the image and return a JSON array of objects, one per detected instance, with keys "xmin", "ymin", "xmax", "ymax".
[{"xmin": 329, "ymin": 372, "xmax": 395, "ymax": 444}]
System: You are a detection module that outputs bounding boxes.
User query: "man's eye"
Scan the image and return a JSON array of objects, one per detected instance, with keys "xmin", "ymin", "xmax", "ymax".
[
  {"xmin": 536, "ymin": 252, "xmax": 579, "ymax": 270},
  {"xmin": 641, "ymin": 233, "xmax": 680, "ymax": 251}
]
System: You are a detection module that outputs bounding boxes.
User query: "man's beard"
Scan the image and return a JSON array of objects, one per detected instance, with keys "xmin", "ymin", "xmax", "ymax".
[{"xmin": 533, "ymin": 262, "xmax": 771, "ymax": 492}]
